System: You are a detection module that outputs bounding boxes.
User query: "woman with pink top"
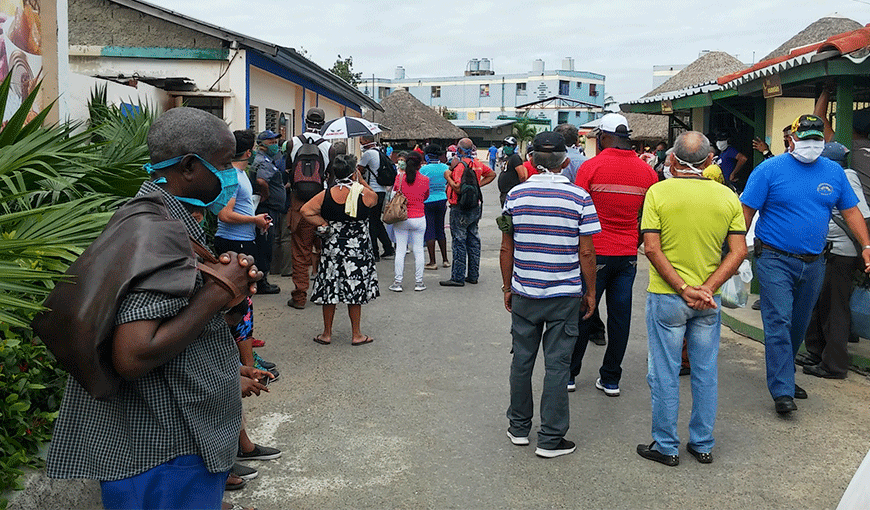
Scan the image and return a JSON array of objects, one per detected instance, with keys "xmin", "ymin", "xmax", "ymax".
[{"xmin": 389, "ymin": 152, "xmax": 430, "ymax": 292}]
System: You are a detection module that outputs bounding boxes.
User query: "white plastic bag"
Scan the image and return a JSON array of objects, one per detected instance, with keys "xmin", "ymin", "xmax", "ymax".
[{"xmin": 721, "ymin": 260, "xmax": 753, "ymax": 309}]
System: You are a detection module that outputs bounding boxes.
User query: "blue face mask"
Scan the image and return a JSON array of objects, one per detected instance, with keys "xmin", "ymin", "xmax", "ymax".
[{"xmin": 144, "ymin": 153, "xmax": 238, "ymax": 215}]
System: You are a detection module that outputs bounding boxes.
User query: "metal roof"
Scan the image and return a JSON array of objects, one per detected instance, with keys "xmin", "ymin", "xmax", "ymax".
[
  {"xmin": 449, "ymin": 119, "xmax": 515, "ymax": 129},
  {"xmin": 108, "ymin": 0, "xmax": 382, "ymax": 111}
]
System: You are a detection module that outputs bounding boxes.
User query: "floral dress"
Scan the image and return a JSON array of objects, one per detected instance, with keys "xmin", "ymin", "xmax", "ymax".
[{"xmin": 310, "ymin": 188, "xmax": 380, "ymax": 305}]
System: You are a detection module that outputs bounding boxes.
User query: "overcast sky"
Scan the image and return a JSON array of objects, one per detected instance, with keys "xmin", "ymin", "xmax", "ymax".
[{"xmin": 149, "ymin": 0, "xmax": 868, "ymax": 104}]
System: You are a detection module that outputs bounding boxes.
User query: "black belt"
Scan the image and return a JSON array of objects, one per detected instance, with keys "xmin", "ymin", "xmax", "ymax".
[{"xmin": 758, "ymin": 241, "xmax": 822, "ymax": 263}]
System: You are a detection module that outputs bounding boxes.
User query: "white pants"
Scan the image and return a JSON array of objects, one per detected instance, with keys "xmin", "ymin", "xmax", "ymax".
[{"xmin": 393, "ymin": 216, "xmax": 426, "ymax": 284}]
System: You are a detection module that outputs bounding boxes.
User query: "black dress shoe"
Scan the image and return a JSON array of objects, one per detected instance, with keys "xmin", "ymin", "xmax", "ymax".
[
  {"xmin": 751, "ymin": 298, "xmax": 761, "ymax": 310},
  {"xmin": 679, "ymin": 366, "xmax": 691, "ymax": 377},
  {"xmin": 439, "ymin": 279, "xmax": 465, "ymax": 287},
  {"xmin": 793, "ymin": 384, "xmax": 807, "ymax": 399},
  {"xmin": 774, "ymin": 396, "xmax": 797, "ymax": 414},
  {"xmin": 257, "ymin": 282, "xmax": 280, "ymax": 295},
  {"xmin": 794, "ymin": 352, "xmax": 821, "ymax": 367},
  {"xmin": 803, "ymin": 364, "xmax": 847, "ymax": 379},
  {"xmin": 686, "ymin": 445, "xmax": 713, "ymax": 464},
  {"xmin": 464, "ymin": 277, "xmax": 478, "ymax": 284},
  {"xmin": 636, "ymin": 442, "xmax": 679, "ymax": 466}
]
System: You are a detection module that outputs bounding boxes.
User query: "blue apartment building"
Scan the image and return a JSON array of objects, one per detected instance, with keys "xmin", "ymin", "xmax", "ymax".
[{"xmin": 359, "ymin": 58, "xmax": 605, "ymax": 129}]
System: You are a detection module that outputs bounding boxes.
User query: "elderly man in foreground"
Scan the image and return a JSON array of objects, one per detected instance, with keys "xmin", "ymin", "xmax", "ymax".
[
  {"xmin": 637, "ymin": 131, "xmax": 747, "ymax": 466},
  {"xmin": 500, "ymin": 131, "xmax": 600, "ymax": 458}
]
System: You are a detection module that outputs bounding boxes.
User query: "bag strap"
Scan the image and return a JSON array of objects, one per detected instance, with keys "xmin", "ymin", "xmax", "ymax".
[
  {"xmin": 831, "ymin": 214, "xmax": 862, "ymax": 252},
  {"xmin": 189, "ymin": 237, "xmax": 247, "ymax": 307}
]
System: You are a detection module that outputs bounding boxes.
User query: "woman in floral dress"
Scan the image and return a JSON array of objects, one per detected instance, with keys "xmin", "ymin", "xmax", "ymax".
[{"xmin": 301, "ymin": 154, "xmax": 379, "ymax": 346}]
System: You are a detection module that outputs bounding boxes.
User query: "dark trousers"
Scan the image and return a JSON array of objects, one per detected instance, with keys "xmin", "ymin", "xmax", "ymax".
[
  {"xmin": 804, "ymin": 254, "xmax": 858, "ymax": 376},
  {"xmin": 570, "ymin": 255, "xmax": 638, "ymax": 384},
  {"xmin": 213, "ymin": 237, "xmax": 258, "ymax": 261},
  {"xmin": 254, "ymin": 208, "xmax": 277, "ymax": 275},
  {"xmin": 508, "ymin": 295, "xmax": 580, "ymax": 449},
  {"xmin": 369, "ymin": 191, "xmax": 393, "ymax": 257}
]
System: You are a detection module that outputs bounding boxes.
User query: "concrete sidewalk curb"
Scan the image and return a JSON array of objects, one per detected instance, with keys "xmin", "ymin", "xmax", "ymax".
[{"xmin": 721, "ymin": 309, "xmax": 870, "ymax": 375}]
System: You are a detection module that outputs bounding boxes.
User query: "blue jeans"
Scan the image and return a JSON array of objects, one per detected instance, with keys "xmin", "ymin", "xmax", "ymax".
[
  {"xmin": 570, "ymin": 255, "xmax": 637, "ymax": 384},
  {"xmin": 646, "ymin": 293, "xmax": 721, "ymax": 456},
  {"xmin": 449, "ymin": 205, "xmax": 482, "ymax": 282},
  {"xmin": 100, "ymin": 455, "xmax": 227, "ymax": 510},
  {"xmin": 755, "ymin": 249, "xmax": 825, "ymax": 399}
]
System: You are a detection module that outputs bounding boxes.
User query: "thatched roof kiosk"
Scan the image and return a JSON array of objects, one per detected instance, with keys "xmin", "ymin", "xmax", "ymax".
[{"xmin": 370, "ymin": 89, "xmax": 468, "ymax": 146}]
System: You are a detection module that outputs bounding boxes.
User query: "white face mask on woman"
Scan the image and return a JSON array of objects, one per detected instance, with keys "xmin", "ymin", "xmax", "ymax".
[
  {"xmin": 716, "ymin": 140, "xmax": 728, "ymax": 151},
  {"xmin": 791, "ymin": 139, "xmax": 825, "ymax": 164}
]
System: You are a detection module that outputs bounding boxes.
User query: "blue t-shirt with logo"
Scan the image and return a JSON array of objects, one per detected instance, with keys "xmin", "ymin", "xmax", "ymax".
[{"xmin": 741, "ymin": 153, "xmax": 858, "ymax": 254}]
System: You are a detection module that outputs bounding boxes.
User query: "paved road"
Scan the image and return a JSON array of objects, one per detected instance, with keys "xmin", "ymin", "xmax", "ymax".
[
  {"xmin": 228, "ymin": 184, "xmax": 870, "ymax": 510},
  {"xmin": 10, "ymin": 183, "xmax": 870, "ymax": 509}
]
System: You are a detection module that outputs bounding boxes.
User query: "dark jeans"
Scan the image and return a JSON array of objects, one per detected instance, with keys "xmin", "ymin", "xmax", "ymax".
[
  {"xmin": 570, "ymin": 255, "xmax": 638, "ymax": 384},
  {"xmin": 369, "ymin": 191, "xmax": 393, "ymax": 257},
  {"xmin": 804, "ymin": 254, "xmax": 858, "ymax": 376},
  {"xmin": 449, "ymin": 205, "xmax": 482, "ymax": 282}
]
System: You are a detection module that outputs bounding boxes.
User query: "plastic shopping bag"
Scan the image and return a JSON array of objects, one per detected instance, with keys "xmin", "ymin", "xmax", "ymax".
[{"xmin": 721, "ymin": 259, "xmax": 753, "ymax": 309}]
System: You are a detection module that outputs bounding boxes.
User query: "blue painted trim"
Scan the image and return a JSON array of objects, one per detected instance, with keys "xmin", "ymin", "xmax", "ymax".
[
  {"xmin": 101, "ymin": 46, "xmax": 229, "ymax": 60},
  {"xmin": 301, "ymin": 90, "xmax": 306, "ymax": 132},
  {"xmin": 246, "ymin": 52, "xmax": 362, "ymax": 114},
  {"xmin": 245, "ymin": 57, "xmax": 251, "ymax": 129}
]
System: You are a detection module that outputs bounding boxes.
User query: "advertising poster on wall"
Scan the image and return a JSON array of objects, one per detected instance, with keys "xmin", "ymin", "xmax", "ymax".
[{"xmin": 0, "ymin": 0, "xmax": 42, "ymax": 122}]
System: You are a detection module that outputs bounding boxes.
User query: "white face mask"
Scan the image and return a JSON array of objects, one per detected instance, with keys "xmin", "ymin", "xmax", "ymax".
[
  {"xmin": 791, "ymin": 139, "xmax": 825, "ymax": 164},
  {"xmin": 716, "ymin": 141, "xmax": 728, "ymax": 151},
  {"xmin": 662, "ymin": 166, "xmax": 673, "ymax": 179}
]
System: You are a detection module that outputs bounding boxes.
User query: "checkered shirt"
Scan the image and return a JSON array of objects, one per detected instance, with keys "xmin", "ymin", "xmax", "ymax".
[{"xmin": 46, "ymin": 181, "xmax": 242, "ymax": 481}]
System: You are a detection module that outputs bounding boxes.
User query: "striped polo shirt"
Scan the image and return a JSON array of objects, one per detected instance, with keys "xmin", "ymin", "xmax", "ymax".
[{"xmin": 503, "ymin": 173, "xmax": 600, "ymax": 298}]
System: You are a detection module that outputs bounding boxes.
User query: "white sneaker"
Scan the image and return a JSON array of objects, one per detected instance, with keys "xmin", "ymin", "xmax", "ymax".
[
  {"xmin": 414, "ymin": 281, "xmax": 426, "ymax": 291},
  {"xmin": 595, "ymin": 377, "xmax": 620, "ymax": 397},
  {"xmin": 507, "ymin": 430, "xmax": 529, "ymax": 446},
  {"xmin": 389, "ymin": 282, "xmax": 403, "ymax": 292}
]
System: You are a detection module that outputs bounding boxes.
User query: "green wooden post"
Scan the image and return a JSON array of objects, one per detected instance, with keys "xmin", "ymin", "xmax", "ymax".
[
  {"xmin": 836, "ymin": 76, "xmax": 854, "ymax": 152},
  {"xmin": 753, "ymin": 96, "xmax": 767, "ymax": 168},
  {"xmin": 750, "ymin": 96, "xmax": 767, "ymax": 295}
]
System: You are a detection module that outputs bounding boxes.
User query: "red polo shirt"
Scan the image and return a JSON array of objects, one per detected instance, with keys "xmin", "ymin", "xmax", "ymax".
[{"xmin": 575, "ymin": 148, "xmax": 659, "ymax": 256}]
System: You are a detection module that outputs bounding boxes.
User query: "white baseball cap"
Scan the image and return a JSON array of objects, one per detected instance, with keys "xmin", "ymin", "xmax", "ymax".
[{"xmin": 597, "ymin": 113, "xmax": 631, "ymax": 137}]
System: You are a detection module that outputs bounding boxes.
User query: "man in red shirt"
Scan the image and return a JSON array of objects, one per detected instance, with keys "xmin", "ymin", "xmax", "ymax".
[
  {"xmin": 569, "ymin": 113, "xmax": 659, "ymax": 396},
  {"xmin": 440, "ymin": 138, "xmax": 495, "ymax": 286}
]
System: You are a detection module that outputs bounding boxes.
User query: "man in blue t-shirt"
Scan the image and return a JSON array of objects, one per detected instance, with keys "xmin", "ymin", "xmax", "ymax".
[
  {"xmin": 488, "ymin": 142, "xmax": 498, "ymax": 170},
  {"xmin": 741, "ymin": 114, "xmax": 870, "ymax": 415}
]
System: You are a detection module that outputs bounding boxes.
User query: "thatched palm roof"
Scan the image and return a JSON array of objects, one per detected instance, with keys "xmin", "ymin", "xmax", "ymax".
[
  {"xmin": 622, "ymin": 112, "xmax": 668, "ymax": 142},
  {"xmin": 761, "ymin": 16, "xmax": 863, "ymax": 61},
  {"xmin": 370, "ymin": 89, "xmax": 468, "ymax": 141},
  {"xmin": 642, "ymin": 51, "xmax": 745, "ymax": 98}
]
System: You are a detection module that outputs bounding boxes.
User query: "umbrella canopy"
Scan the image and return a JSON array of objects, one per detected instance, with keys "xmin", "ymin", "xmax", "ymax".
[{"xmin": 320, "ymin": 116, "xmax": 382, "ymax": 139}]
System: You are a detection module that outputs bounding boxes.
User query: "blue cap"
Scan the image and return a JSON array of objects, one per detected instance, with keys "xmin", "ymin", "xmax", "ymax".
[
  {"xmin": 821, "ymin": 141, "xmax": 849, "ymax": 163},
  {"xmin": 257, "ymin": 130, "xmax": 280, "ymax": 142}
]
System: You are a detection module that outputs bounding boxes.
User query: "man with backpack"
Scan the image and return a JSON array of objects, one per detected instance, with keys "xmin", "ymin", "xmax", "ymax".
[
  {"xmin": 286, "ymin": 108, "xmax": 333, "ymax": 309},
  {"xmin": 440, "ymin": 138, "xmax": 495, "ymax": 287},
  {"xmin": 358, "ymin": 135, "xmax": 397, "ymax": 261}
]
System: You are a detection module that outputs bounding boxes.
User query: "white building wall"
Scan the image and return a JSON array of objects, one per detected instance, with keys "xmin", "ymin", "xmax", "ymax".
[{"xmin": 66, "ymin": 73, "xmax": 170, "ymax": 124}]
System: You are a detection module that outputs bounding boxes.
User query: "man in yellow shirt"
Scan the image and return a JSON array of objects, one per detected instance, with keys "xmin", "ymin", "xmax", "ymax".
[{"xmin": 636, "ymin": 131, "xmax": 747, "ymax": 466}]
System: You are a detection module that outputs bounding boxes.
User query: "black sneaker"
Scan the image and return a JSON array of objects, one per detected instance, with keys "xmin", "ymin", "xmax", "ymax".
[
  {"xmin": 237, "ymin": 443, "xmax": 282, "ymax": 461},
  {"xmin": 637, "ymin": 442, "xmax": 679, "ymax": 466},
  {"xmin": 535, "ymin": 438, "xmax": 576, "ymax": 458},
  {"xmin": 257, "ymin": 282, "xmax": 280, "ymax": 295},
  {"xmin": 589, "ymin": 331, "xmax": 606, "ymax": 346},
  {"xmin": 464, "ymin": 277, "xmax": 478, "ymax": 284},
  {"xmin": 232, "ymin": 462, "xmax": 258, "ymax": 480},
  {"xmin": 439, "ymin": 279, "xmax": 465, "ymax": 287}
]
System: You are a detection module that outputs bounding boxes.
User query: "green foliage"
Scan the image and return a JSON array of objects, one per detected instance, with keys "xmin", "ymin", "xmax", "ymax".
[
  {"xmin": 0, "ymin": 75, "xmax": 156, "ymax": 502},
  {"xmin": 512, "ymin": 119, "xmax": 538, "ymax": 152},
  {"xmin": 329, "ymin": 54, "xmax": 362, "ymax": 86}
]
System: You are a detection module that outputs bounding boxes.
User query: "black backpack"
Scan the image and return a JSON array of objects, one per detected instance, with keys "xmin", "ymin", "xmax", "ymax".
[
  {"xmin": 373, "ymin": 149, "xmax": 398, "ymax": 187},
  {"xmin": 292, "ymin": 135, "xmax": 328, "ymax": 202},
  {"xmin": 457, "ymin": 159, "xmax": 482, "ymax": 211}
]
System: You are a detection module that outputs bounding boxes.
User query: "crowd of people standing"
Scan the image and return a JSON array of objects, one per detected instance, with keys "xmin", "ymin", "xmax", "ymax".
[{"xmin": 34, "ymin": 101, "xmax": 870, "ymax": 510}]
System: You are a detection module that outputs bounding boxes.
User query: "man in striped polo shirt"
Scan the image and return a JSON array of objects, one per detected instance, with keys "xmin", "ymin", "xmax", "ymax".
[{"xmin": 500, "ymin": 131, "xmax": 600, "ymax": 458}]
